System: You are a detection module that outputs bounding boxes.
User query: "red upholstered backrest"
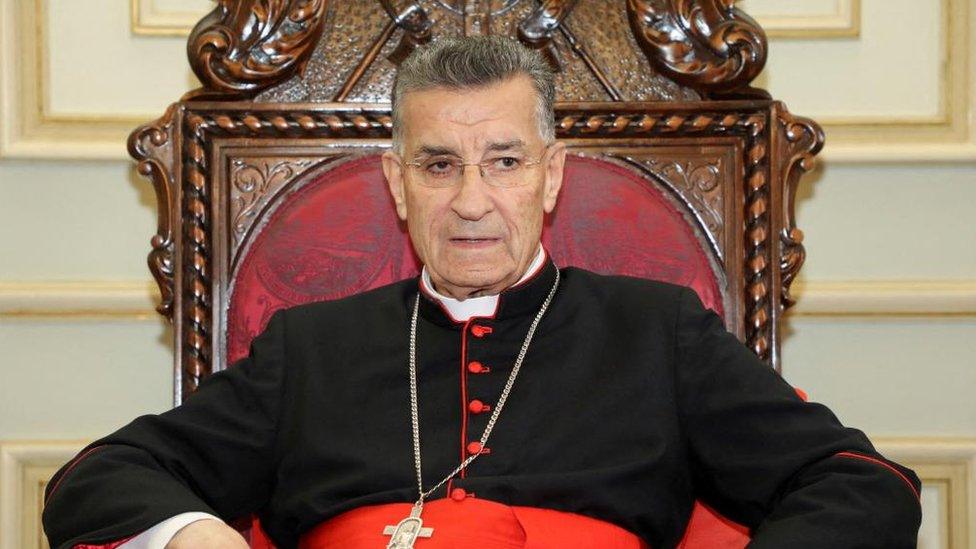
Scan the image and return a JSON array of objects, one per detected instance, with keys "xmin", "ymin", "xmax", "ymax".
[
  {"xmin": 227, "ymin": 156, "xmax": 420, "ymax": 363},
  {"xmin": 543, "ymin": 156, "xmax": 724, "ymax": 315},
  {"xmin": 230, "ymin": 153, "xmax": 743, "ymax": 546},
  {"xmin": 227, "ymin": 154, "xmax": 724, "ymax": 363}
]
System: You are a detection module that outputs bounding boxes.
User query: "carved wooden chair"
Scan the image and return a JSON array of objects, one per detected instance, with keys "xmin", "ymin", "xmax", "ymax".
[{"xmin": 129, "ymin": 1, "xmax": 823, "ymax": 547}]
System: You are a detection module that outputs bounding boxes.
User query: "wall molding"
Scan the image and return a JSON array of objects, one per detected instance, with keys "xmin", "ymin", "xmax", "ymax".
[
  {"xmin": 748, "ymin": 0, "xmax": 861, "ymax": 39},
  {"xmin": 790, "ymin": 279, "xmax": 976, "ymax": 317},
  {"xmin": 0, "ymin": 441, "xmax": 86, "ymax": 549},
  {"xmin": 131, "ymin": 0, "xmax": 204, "ymax": 37},
  {"xmin": 822, "ymin": 143, "xmax": 976, "ymax": 163},
  {"xmin": 814, "ymin": 0, "xmax": 973, "ymax": 156},
  {"xmin": 0, "ymin": 0, "xmax": 154, "ymax": 159},
  {"xmin": 2, "ymin": 279, "xmax": 973, "ymax": 319},
  {"xmin": 0, "ymin": 281, "xmax": 160, "ymax": 320},
  {"xmin": 874, "ymin": 437, "xmax": 976, "ymax": 549}
]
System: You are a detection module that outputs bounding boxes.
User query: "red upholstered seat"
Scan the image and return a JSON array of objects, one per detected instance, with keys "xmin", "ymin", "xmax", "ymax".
[{"xmin": 228, "ymin": 154, "xmax": 745, "ymax": 547}]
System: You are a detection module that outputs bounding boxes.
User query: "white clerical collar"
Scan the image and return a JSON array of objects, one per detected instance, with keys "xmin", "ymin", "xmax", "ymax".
[{"xmin": 420, "ymin": 246, "xmax": 547, "ymax": 322}]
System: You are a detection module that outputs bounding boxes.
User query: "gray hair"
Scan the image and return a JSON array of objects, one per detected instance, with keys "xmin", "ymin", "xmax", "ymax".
[{"xmin": 391, "ymin": 36, "xmax": 556, "ymax": 153}]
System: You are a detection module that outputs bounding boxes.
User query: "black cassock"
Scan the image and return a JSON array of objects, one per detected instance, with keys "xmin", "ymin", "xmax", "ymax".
[{"xmin": 43, "ymin": 260, "xmax": 921, "ymax": 548}]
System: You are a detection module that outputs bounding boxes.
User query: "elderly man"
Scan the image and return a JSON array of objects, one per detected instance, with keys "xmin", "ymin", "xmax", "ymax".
[{"xmin": 43, "ymin": 37, "xmax": 921, "ymax": 549}]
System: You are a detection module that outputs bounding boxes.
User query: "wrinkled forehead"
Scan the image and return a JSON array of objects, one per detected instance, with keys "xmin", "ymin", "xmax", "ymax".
[{"xmin": 397, "ymin": 77, "xmax": 542, "ymax": 154}]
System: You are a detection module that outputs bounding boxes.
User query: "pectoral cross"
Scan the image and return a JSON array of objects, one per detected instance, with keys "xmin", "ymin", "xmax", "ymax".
[{"xmin": 382, "ymin": 504, "xmax": 434, "ymax": 548}]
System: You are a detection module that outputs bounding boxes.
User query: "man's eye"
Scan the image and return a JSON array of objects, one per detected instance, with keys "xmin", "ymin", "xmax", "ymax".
[
  {"xmin": 424, "ymin": 160, "xmax": 456, "ymax": 176},
  {"xmin": 491, "ymin": 157, "xmax": 522, "ymax": 171}
]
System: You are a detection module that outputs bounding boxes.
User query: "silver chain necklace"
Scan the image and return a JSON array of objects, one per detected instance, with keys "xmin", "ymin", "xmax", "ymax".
[{"xmin": 381, "ymin": 269, "xmax": 560, "ymax": 548}]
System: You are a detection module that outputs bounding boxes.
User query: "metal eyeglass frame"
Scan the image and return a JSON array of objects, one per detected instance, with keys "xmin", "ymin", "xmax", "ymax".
[{"xmin": 401, "ymin": 146, "xmax": 550, "ymax": 188}]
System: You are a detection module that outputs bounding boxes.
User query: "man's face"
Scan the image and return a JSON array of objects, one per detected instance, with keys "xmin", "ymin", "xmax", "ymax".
[{"xmin": 382, "ymin": 76, "xmax": 566, "ymax": 299}]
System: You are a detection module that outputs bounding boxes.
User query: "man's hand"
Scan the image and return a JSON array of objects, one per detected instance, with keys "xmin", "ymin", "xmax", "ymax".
[{"xmin": 165, "ymin": 519, "xmax": 249, "ymax": 549}]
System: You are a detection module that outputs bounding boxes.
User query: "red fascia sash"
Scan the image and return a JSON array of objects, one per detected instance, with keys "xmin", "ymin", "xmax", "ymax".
[{"xmin": 300, "ymin": 498, "xmax": 649, "ymax": 549}]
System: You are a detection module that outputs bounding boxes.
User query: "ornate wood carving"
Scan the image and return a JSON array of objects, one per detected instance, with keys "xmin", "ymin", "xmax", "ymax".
[
  {"xmin": 561, "ymin": 3, "xmax": 699, "ymax": 102},
  {"xmin": 556, "ymin": 108, "xmax": 775, "ymax": 362},
  {"xmin": 160, "ymin": 102, "xmax": 790, "ymax": 397},
  {"xmin": 174, "ymin": 107, "xmax": 388, "ymax": 396},
  {"xmin": 131, "ymin": 3, "xmax": 825, "ymax": 398},
  {"xmin": 740, "ymin": 114, "xmax": 772, "ymax": 360},
  {"xmin": 775, "ymin": 104, "xmax": 824, "ymax": 311},
  {"xmin": 128, "ymin": 104, "xmax": 180, "ymax": 319},
  {"xmin": 182, "ymin": 113, "xmax": 214, "ymax": 396},
  {"xmin": 517, "ymin": 0, "xmax": 580, "ymax": 71},
  {"xmin": 186, "ymin": 0, "xmax": 328, "ymax": 99},
  {"xmin": 180, "ymin": 1, "xmax": 774, "ymax": 102},
  {"xmin": 635, "ymin": 157, "xmax": 725, "ymax": 259},
  {"xmin": 377, "ymin": 1, "xmax": 432, "ymax": 67},
  {"xmin": 254, "ymin": 1, "xmax": 702, "ymax": 103},
  {"xmin": 626, "ymin": 0, "xmax": 769, "ymax": 98},
  {"xmin": 229, "ymin": 157, "xmax": 316, "ymax": 253}
]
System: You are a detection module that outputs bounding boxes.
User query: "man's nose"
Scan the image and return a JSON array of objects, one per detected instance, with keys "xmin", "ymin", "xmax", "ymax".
[{"xmin": 450, "ymin": 164, "xmax": 494, "ymax": 220}]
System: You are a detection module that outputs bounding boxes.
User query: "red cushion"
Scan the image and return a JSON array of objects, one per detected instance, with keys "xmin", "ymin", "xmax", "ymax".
[
  {"xmin": 543, "ymin": 155, "xmax": 723, "ymax": 317},
  {"xmin": 227, "ymin": 153, "xmax": 741, "ymax": 547},
  {"xmin": 228, "ymin": 156, "xmax": 421, "ymax": 363}
]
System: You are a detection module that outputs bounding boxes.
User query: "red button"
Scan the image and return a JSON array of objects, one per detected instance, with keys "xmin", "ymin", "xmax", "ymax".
[
  {"xmin": 467, "ymin": 441, "xmax": 489, "ymax": 455},
  {"xmin": 467, "ymin": 361, "xmax": 489, "ymax": 374},
  {"xmin": 468, "ymin": 400, "xmax": 490, "ymax": 414},
  {"xmin": 450, "ymin": 487, "xmax": 467, "ymax": 501},
  {"xmin": 471, "ymin": 325, "xmax": 493, "ymax": 337}
]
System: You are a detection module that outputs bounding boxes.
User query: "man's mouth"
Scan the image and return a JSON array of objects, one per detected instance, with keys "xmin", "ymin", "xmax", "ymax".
[{"xmin": 449, "ymin": 237, "xmax": 500, "ymax": 246}]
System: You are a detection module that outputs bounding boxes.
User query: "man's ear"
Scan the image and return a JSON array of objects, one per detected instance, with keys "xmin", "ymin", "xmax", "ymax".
[
  {"xmin": 542, "ymin": 141, "xmax": 567, "ymax": 214},
  {"xmin": 382, "ymin": 150, "xmax": 408, "ymax": 221}
]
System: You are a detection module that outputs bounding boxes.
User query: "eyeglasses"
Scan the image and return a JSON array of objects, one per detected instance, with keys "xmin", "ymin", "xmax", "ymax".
[{"xmin": 402, "ymin": 148, "xmax": 548, "ymax": 188}]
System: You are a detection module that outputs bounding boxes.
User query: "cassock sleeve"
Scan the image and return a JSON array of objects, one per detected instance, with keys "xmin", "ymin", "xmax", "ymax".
[
  {"xmin": 673, "ymin": 288, "xmax": 922, "ymax": 548},
  {"xmin": 42, "ymin": 310, "xmax": 288, "ymax": 549}
]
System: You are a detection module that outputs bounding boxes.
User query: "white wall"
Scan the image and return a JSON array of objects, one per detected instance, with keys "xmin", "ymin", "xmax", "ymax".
[{"xmin": 1, "ymin": 1, "xmax": 974, "ymax": 547}]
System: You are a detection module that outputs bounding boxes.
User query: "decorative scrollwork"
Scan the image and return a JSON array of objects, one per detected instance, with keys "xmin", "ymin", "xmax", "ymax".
[
  {"xmin": 640, "ymin": 158, "xmax": 724, "ymax": 259},
  {"xmin": 251, "ymin": 1, "xmax": 722, "ymax": 103},
  {"xmin": 626, "ymin": 0, "xmax": 768, "ymax": 98},
  {"xmin": 186, "ymin": 0, "xmax": 327, "ymax": 99},
  {"xmin": 230, "ymin": 158, "xmax": 315, "ymax": 250},
  {"xmin": 776, "ymin": 104, "xmax": 825, "ymax": 311},
  {"xmin": 128, "ymin": 104, "xmax": 180, "ymax": 320}
]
